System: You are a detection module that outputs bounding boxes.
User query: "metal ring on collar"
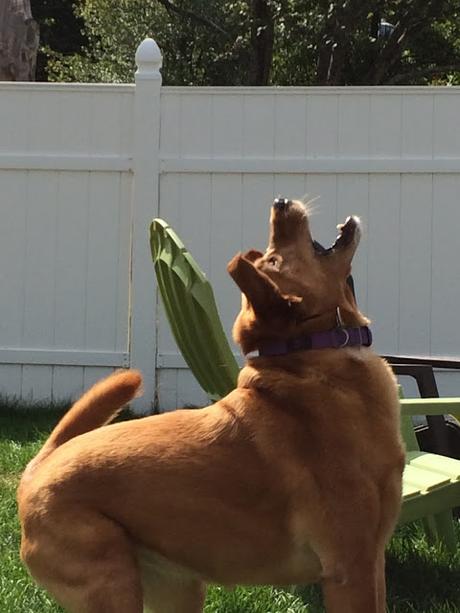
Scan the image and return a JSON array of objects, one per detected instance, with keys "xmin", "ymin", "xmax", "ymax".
[{"xmin": 336, "ymin": 328, "xmax": 350, "ymax": 348}]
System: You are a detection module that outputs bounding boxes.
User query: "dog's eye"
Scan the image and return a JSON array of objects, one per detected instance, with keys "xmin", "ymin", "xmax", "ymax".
[{"xmin": 267, "ymin": 256, "xmax": 281, "ymax": 270}]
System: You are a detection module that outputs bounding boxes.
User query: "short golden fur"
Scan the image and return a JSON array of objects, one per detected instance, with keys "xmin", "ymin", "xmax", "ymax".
[{"xmin": 18, "ymin": 200, "xmax": 404, "ymax": 612}]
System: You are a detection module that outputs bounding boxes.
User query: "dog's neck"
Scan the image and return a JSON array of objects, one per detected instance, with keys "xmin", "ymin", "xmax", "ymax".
[
  {"xmin": 242, "ymin": 304, "xmax": 371, "ymax": 358},
  {"xmin": 244, "ymin": 323, "xmax": 372, "ymax": 358}
]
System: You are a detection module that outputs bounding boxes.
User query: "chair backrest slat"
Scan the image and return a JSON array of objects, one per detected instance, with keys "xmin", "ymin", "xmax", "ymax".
[
  {"xmin": 150, "ymin": 219, "xmax": 239, "ymax": 401},
  {"xmin": 399, "ymin": 386, "xmax": 420, "ymax": 452}
]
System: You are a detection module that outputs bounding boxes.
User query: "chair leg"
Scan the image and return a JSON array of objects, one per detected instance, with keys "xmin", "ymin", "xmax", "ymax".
[{"xmin": 422, "ymin": 511, "xmax": 457, "ymax": 553}]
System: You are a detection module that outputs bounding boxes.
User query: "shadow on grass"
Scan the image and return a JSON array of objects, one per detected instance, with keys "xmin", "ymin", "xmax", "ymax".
[
  {"xmin": 0, "ymin": 395, "xmax": 140, "ymax": 444},
  {"xmin": 0, "ymin": 400, "xmax": 68, "ymax": 444},
  {"xmin": 386, "ymin": 522, "xmax": 460, "ymax": 611},
  {"xmin": 386, "ymin": 555, "xmax": 460, "ymax": 610}
]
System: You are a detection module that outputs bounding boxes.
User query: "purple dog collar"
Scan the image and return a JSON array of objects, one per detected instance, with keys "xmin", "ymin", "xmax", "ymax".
[{"xmin": 247, "ymin": 326, "xmax": 372, "ymax": 358}]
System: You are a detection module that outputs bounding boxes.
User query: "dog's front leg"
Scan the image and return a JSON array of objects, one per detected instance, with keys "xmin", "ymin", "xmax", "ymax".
[{"xmin": 321, "ymin": 550, "xmax": 385, "ymax": 613}]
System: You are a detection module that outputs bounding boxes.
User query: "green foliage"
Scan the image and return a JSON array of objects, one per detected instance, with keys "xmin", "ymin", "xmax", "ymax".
[
  {"xmin": 46, "ymin": 0, "xmax": 254, "ymax": 85},
  {"xmin": 31, "ymin": 0, "xmax": 86, "ymax": 81},
  {"xmin": 271, "ymin": 0, "xmax": 460, "ymax": 86},
  {"xmin": 36, "ymin": 0, "xmax": 460, "ymax": 85}
]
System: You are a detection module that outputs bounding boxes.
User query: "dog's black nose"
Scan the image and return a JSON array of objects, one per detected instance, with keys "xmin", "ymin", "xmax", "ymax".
[{"xmin": 273, "ymin": 197, "xmax": 291, "ymax": 212}]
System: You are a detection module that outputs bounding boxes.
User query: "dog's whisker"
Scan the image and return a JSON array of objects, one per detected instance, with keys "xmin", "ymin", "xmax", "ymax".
[{"xmin": 303, "ymin": 196, "xmax": 321, "ymax": 216}]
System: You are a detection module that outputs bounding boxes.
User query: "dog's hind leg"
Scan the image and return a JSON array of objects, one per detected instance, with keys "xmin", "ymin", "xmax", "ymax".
[
  {"xmin": 20, "ymin": 508, "xmax": 144, "ymax": 613},
  {"xmin": 142, "ymin": 576, "xmax": 206, "ymax": 613}
]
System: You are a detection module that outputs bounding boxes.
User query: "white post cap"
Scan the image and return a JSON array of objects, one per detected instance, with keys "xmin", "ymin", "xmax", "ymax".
[{"xmin": 135, "ymin": 38, "xmax": 162, "ymax": 80}]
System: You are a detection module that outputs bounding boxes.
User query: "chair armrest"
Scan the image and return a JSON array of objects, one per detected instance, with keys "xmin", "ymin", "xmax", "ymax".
[{"xmin": 400, "ymin": 398, "xmax": 460, "ymax": 419}]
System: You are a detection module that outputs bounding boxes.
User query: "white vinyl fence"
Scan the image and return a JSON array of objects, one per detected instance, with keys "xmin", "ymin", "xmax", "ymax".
[{"xmin": 1, "ymin": 38, "xmax": 460, "ymax": 412}]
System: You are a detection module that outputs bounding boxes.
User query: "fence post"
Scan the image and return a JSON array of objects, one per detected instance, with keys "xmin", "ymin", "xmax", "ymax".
[{"xmin": 130, "ymin": 38, "xmax": 162, "ymax": 414}]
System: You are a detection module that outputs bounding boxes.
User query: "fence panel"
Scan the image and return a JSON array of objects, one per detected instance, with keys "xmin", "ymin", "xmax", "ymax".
[
  {"xmin": 157, "ymin": 86, "xmax": 460, "ymax": 409},
  {"xmin": 1, "ymin": 45, "xmax": 460, "ymax": 409},
  {"xmin": 0, "ymin": 84, "xmax": 133, "ymax": 402}
]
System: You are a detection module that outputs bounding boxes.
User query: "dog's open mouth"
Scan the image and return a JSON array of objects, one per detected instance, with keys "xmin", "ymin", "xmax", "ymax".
[
  {"xmin": 312, "ymin": 216, "xmax": 360, "ymax": 255},
  {"xmin": 271, "ymin": 198, "xmax": 360, "ymax": 254}
]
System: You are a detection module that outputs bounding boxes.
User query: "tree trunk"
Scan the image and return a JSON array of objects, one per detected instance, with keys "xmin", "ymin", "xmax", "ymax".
[
  {"xmin": 0, "ymin": 0, "xmax": 39, "ymax": 81},
  {"xmin": 248, "ymin": 0, "xmax": 274, "ymax": 85}
]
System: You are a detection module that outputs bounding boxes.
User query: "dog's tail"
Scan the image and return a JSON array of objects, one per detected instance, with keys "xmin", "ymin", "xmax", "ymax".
[{"xmin": 25, "ymin": 370, "xmax": 143, "ymax": 473}]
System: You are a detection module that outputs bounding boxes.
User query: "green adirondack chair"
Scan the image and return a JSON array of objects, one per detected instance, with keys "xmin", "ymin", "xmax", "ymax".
[
  {"xmin": 149, "ymin": 218, "xmax": 460, "ymax": 551},
  {"xmin": 399, "ymin": 396, "xmax": 460, "ymax": 551},
  {"xmin": 150, "ymin": 218, "xmax": 239, "ymax": 401}
]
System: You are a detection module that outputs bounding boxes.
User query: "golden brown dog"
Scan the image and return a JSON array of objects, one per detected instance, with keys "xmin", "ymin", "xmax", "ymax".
[{"xmin": 18, "ymin": 199, "xmax": 404, "ymax": 613}]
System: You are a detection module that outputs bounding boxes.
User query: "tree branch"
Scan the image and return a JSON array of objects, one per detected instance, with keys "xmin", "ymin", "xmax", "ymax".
[
  {"xmin": 156, "ymin": 0, "xmax": 229, "ymax": 37},
  {"xmin": 316, "ymin": 0, "xmax": 375, "ymax": 85},
  {"xmin": 364, "ymin": 1, "xmax": 452, "ymax": 85},
  {"xmin": 385, "ymin": 63, "xmax": 460, "ymax": 85}
]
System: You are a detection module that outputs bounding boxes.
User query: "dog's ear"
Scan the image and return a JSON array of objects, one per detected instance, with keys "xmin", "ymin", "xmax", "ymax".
[
  {"xmin": 243, "ymin": 249, "xmax": 264, "ymax": 263},
  {"xmin": 227, "ymin": 253, "xmax": 301, "ymax": 315}
]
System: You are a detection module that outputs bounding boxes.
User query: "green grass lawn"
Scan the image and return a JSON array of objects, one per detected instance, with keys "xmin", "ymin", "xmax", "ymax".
[{"xmin": 1, "ymin": 404, "xmax": 459, "ymax": 613}]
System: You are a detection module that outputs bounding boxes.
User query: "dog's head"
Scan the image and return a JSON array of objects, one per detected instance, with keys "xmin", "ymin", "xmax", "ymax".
[{"xmin": 228, "ymin": 198, "xmax": 368, "ymax": 354}]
